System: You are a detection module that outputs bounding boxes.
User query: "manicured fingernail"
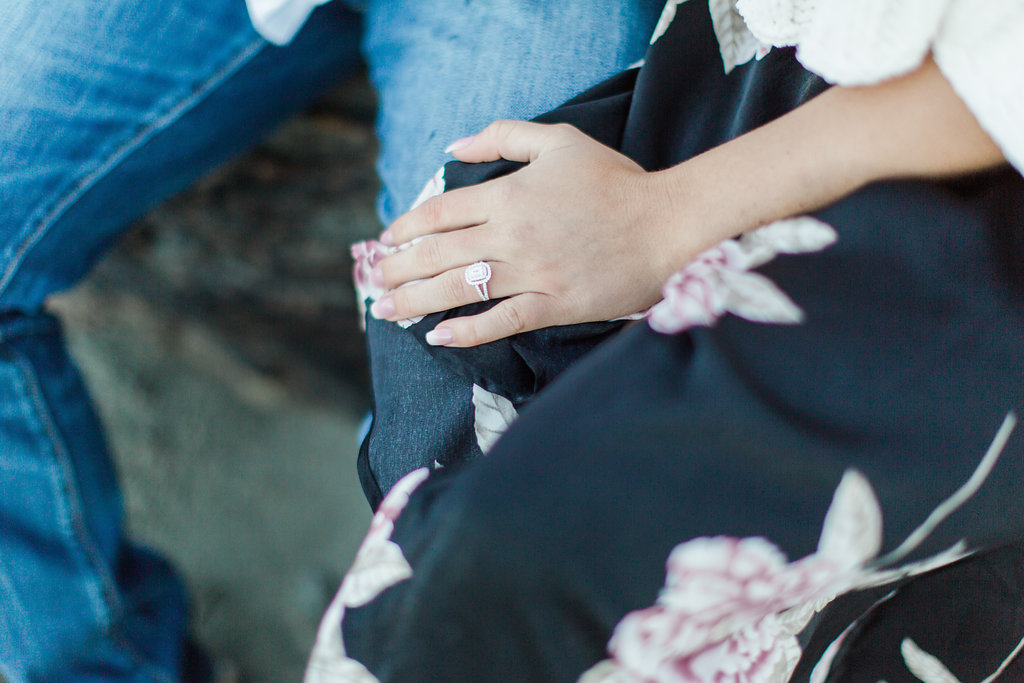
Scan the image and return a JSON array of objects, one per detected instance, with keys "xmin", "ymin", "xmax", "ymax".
[
  {"xmin": 444, "ymin": 135, "xmax": 475, "ymax": 153},
  {"xmin": 370, "ymin": 296, "xmax": 395, "ymax": 319},
  {"xmin": 425, "ymin": 327, "xmax": 454, "ymax": 346},
  {"xmin": 370, "ymin": 265, "xmax": 385, "ymax": 288},
  {"xmin": 379, "ymin": 229, "xmax": 394, "ymax": 246}
]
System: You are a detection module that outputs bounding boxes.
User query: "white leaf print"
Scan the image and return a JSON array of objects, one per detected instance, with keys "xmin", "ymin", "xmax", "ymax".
[
  {"xmin": 410, "ymin": 165, "xmax": 445, "ymax": 210},
  {"xmin": 855, "ymin": 543, "xmax": 971, "ymax": 592},
  {"xmin": 902, "ymin": 639, "xmax": 962, "ymax": 683},
  {"xmin": 718, "ymin": 268, "xmax": 805, "ymax": 324},
  {"xmin": 740, "ymin": 216, "xmax": 838, "ymax": 266},
  {"xmin": 983, "ymin": 634, "xmax": 1024, "ymax": 683},
  {"xmin": 304, "ymin": 650, "xmax": 380, "ymax": 683},
  {"xmin": 305, "ymin": 469, "xmax": 430, "ymax": 683},
  {"xmin": 648, "ymin": 216, "xmax": 838, "ymax": 334},
  {"xmin": 304, "ymin": 589, "xmax": 353, "ymax": 683},
  {"xmin": 473, "ymin": 384, "xmax": 518, "ymax": 454},
  {"xmin": 809, "ymin": 621, "xmax": 858, "ymax": 683},
  {"xmin": 577, "ymin": 660, "xmax": 632, "ymax": 683},
  {"xmin": 585, "ymin": 418, "xmax": 1017, "ymax": 683},
  {"xmin": 708, "ymin": 0, "xmax": 767, "ymax": 73},
  {"xmin": 339, "ymin": 539, "xmax": 413, "ymax": 609},
  {"xmin": 817, "ymin": 470, "xmax": 883, "ymax": 568},
  {"xmin": 878, "ymin": 413, "xmax": 1017, "ymax": 567},
  {"xmin": 649, "ymin": 0, "xmax": 687, "ymax": 45}
]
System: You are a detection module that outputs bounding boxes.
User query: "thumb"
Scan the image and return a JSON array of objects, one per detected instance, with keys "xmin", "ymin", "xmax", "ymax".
[{"xmin": 446, "ymin": 120, "xmax": 577, "ymax": 164}]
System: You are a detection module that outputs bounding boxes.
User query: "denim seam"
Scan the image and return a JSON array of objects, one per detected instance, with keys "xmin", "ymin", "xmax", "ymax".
[
  {"xmin": 0, "ymin": 35, "xmax": 269, "ymax": 298},
  {"xmin": 9, "ymin": 348, "xmax": 113, "ymax": 619},
  {"xmin": 0, "ymin": 495, "xmax": 29, "ymax": 678},
  {"xmin": 7, "ymin": 347, "xmax": 174, "ymax": 682}
]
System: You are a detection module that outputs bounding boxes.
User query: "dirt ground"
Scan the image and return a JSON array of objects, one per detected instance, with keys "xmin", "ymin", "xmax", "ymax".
[{"xmin": 48, "ymin": 71, "xmax": 379, "ymax": 681}]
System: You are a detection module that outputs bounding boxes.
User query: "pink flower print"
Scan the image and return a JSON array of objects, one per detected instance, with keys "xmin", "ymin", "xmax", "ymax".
[
  {"xmin": 580, "ymin": 415, "xmax": 1017, "ymax": 683},
  {"xmin": 305, "ymin": 468, "xmax": 431, "ymax": 683},
  {"xmin": 351, "ymin": 239, "xmax": 392, "ymax": 304},
  {"xmin": 648, "ymin": 242, "xmax": 744, "ymax": 333},
  {"xmin": 602, "ymin": 537, "xmax": 846, "ymax": 682},
  {"xmin": 647, "ymin": 216, "xmax": 837, "ymax": 335},
  {"xmin": 340, "ymin": 467, "xmax": 431, "ymax": 608},
  {"xmin": 579, "ymin": 470, "xmax": 883, "ymax": 683}
]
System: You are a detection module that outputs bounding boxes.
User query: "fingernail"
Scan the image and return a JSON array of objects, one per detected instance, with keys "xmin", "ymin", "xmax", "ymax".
[
  {"xmin": 379, "ymin": 229, "xmax": 394, "ymax": 246},
  {"xmin": 444, "ymin": 135, "xmax": 475, "ymax": 153},
  {"xmin": 370, "ymin": 296, "xmax": 395, "ymax": 319},
  {"xmin": 370, "ymin": 265, "xmax": 385, "ymax": 288},
  {"xmin": 425, "ymin": 327, "xmax": 454, "ymax": 346}
]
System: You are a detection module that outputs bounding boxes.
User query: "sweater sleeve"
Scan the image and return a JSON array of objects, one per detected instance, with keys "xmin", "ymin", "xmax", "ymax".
[
  {"xmin": 933, "ymin": 0, "xmax": 1024, "ymax": 176},
  {"xmin": 736, "ymin": 0, "xmax": 1024, "ymax": 176}
]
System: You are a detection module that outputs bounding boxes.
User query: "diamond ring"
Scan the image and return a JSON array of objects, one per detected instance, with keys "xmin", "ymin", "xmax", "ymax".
[{"xmin": 465, "ymin": 261, "xmax": 492, "ymax": 302}]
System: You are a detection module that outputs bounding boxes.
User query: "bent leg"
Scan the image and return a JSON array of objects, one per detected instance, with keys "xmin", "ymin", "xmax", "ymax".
[
  {"xmin": 0, "ymin": 1, "xmax": 362, "ymax": 679},
  {"xmin": 342, "ymin": 314, "xmax": 1024, "ymax": 680},
  {"xmin": 358, "ymin": 0, "xmax": 665, "ymax": 500}
]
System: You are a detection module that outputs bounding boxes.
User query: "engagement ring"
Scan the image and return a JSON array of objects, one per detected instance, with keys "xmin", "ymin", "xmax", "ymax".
[{"xmin": 465, "ymin": 261, "xmax": 492, "ymax": 302}]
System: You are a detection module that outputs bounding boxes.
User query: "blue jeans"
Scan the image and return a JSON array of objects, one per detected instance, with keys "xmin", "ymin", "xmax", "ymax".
[{"xmin": 0, "ymin": 0, "xmax": 660, "ymax": 679}]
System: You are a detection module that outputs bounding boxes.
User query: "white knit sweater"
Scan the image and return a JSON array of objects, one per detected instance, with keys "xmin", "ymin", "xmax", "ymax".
[
  {"xmin": 735, "ymin": 0, "xmax": 1024, "ymax": 175},
  {"xmin": 247, "ymin": 0, "xmax": 1024, "ymax": 175}
]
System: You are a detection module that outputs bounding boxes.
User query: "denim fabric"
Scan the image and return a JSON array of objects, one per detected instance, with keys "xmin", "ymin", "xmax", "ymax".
[
  {"xmin": 0, "ymin": 0, "xmax": 664, "ymax": 677},
  {"xmin": 0, "ymin": 3, "xmax": 365, "ymax": 679},
  {"xmin": 359, "ymin": 0, "xmax": 665, "ymax": 501}
]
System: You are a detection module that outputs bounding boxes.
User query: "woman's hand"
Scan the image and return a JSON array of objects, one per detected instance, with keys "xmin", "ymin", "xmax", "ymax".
[
  {"xmin": 367, "ymin": 58, "xmax": 1006, "ymax": 348},
  {"xmin": 369, "ymin": 121, "xmax": 688, "ymax": 347}
]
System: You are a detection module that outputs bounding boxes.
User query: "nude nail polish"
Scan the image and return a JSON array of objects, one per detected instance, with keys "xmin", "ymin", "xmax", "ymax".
[
  {"xmin": 444, "ymin": 135, "xmax": 475, "ymax": 153},
  {"xmin": 425, "ymin": 327, "xmax": 454, "ymax": 346},
  {"xmin": 371, "ymin": 296, "xmax": 395, "ymax": 319}
]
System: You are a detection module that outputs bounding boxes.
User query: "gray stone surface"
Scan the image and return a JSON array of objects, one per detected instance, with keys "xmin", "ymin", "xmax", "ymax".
[{"xmin": 48, "ymin": 72, "xmax": 379, "ymax": 681}]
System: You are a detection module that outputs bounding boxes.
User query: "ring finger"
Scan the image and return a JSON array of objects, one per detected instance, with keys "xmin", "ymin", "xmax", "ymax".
[{"xmin": 370, "ymin": 261, "xmax": 518, "ymax": 322}]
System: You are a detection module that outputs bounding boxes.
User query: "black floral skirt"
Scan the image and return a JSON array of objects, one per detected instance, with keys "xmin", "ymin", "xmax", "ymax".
[{"xmin": 313, "ymin": 2, "xmax": 1024, "ymax": 681}]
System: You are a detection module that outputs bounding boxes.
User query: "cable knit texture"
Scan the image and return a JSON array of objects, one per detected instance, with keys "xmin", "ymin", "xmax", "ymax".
[{"xmin": 736, "ymin": 0, "xmax": 1024, "ymax": 176}]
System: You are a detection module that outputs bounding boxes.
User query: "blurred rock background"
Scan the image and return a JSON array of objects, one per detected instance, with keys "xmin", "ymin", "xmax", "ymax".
[{"xmin": 48, "ymin": 70, "xmax": 379, "ymax": 681}]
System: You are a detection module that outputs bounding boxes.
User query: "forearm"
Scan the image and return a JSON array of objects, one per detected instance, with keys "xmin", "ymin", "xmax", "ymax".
[
  {"xmin": 372, "ymin": 56, "xmax": 1010, "ymax": 346},
  {"xmin": 647, "ymin": 57, "xmax": 1007, "ymax": 272}
]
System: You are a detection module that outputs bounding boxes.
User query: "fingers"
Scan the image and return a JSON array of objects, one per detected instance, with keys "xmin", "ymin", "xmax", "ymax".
[
  {"xmin": 383, "ymin": 121, "xmax": 581, "ymax": 246},
  {"xmin": 385, "ymin": 183, "xmax": 490, "ymax": 246},
  {"xmin": 377, "ymin": 223, "xmax": 495, "ymax": 289},
  {"xmin": 370, "ymin": 261, "xmax": 515, "ymax": 322},
  {"xmin": 424, "ymin": 294, "xmax": 555, "ymax": 348},
  {"xmin": 448, "ymin": 120, "xmax": 580, "ymax": 165}
]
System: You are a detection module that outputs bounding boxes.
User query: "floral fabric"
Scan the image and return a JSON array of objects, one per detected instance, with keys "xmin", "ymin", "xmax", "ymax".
[{"xmin": 326, "ymin": 0, "xmax": 1024, "ymax": 680}]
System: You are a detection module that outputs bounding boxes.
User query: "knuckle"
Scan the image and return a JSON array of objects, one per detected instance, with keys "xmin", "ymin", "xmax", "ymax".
[
  {"xmin": 378, "ymin": 257, "xmax": 405, "ymax": 289},
  {"xmin": 490, "ymin": 119, "xmax": 512, "ymax": 137},
  {"xmin": 491, "ymin": 178, "xmax": 515, "ymax": 206},
  {"xmin": 389, "ymin": 288, "xmax": 410, "ymax": 315},
  {"xmin": 441, "ymin": 272, "xmax": 466, "ymax": 303},
  {"xmin": 496, "ymin": 302, "xmax": 529, "ymax": 335},
  {"xmin": 459, "ymin": 322, "xmax": 483, "ymax": 347},
  {"xmin": 551, "ymin": 122, "xmax": 578, "ymax": 139},
  {"xmin": 422, "ymin": 194, "xmax": 446, "ymax": 229},
  {"xmin": 416, "ymin": 237, "xmax": 445, "ymax": 271}
]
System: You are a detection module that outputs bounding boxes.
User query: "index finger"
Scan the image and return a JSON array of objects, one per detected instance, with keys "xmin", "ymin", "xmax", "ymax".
[{"xmin": 385, "ymin": 182, "xmax": 490, "ymax": 246}]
